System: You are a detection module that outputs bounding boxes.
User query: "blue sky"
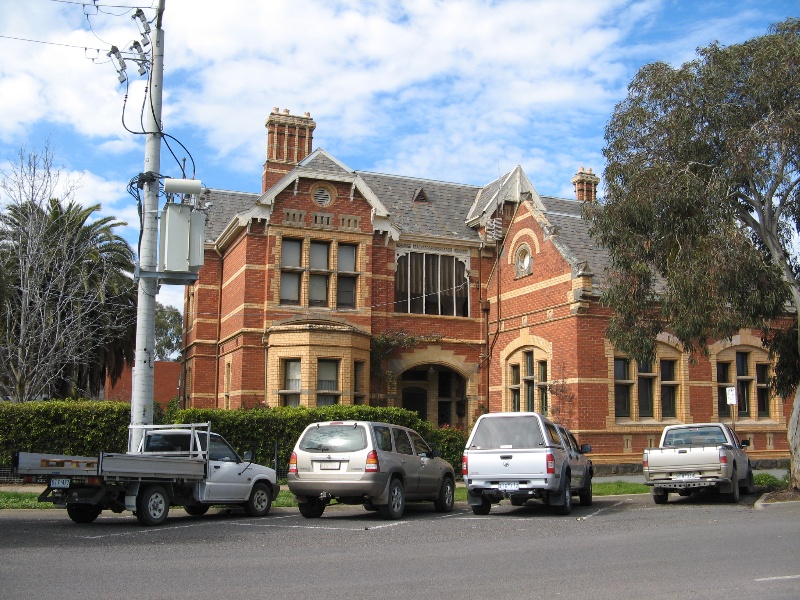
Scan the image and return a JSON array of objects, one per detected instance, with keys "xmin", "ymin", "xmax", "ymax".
[{"xmin": 0, "ymin": 0, "xmax": 795, "ymax": 310}]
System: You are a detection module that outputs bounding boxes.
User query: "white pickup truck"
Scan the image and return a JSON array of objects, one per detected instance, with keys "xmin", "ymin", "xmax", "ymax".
[
  {"xmin": 643, "ymin": 422, "xmax": 754, "ymax": 504},
  {"xmin": 12, "ymin": 422, "xmax": 279, "ymax": 525},
  {"xmin": 462, "ymin": 412, "xmax": 593, "ymax": 516}
]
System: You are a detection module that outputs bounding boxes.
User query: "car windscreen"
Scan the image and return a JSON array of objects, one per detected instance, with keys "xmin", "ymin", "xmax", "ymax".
[
  {"xmin": 299, "ymin": 425, "xmax": 368, "ymax": 453},
  {"xmin": 469, "ymin": 416, "xmax": 545, "ymax": 449}
]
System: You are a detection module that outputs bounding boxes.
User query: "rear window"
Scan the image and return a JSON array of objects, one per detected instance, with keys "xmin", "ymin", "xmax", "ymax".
[
  {"xmin": 469, "ymin": 416, "xmax": 545, "ymax": 449},
  {"xmin": 144, "ymin": 433, "xmax": 192, "ymax": 452},
  {"xmin": 663, "ymin": 426, "xmax": 727, "ymax": 447},
  {"xmin": 299, "ymin": 425, "xmax": 368, "ymax": 453}
]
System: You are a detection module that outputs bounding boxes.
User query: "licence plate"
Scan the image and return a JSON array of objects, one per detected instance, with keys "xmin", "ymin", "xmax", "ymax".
[
  {"xmin": 498, "ymin": 482, "xmax": 519, "ymax": 492},
  {"xmin": 319, "ymin": 462, "xmax": 340, "ymax": 470},
  {"xmin": 676, "ymin": 473, "xmax": 698, "ymax": 480},
  {"xmin": 50, "ymin": 478, "xmax": 71, "ymax": 488}
]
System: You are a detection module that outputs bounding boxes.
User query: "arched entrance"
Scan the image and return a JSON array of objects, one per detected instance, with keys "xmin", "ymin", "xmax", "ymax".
[{"xmin": 402, "ymin": 386, "xmax": 428, "ymax": 421}]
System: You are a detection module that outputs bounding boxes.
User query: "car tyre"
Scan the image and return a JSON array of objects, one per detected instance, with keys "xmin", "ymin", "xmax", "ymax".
[
  {"xmin": 471, "ymin": 496, "xmax": 491, "ymax": 515},
  {"xmin": 184, "ymin": 504, "xmax": 209, "ymax": 517},
  {"xmin": 579, "ymin": 472, "xmax": 593, "ymax": 506},
  {"xmin": 726, "ymin": 467, "xmax": 740, "ymax": 503},
  {"xmin": 244, "ymin": 482, "xmax": 272, "ymax": 517},
  {"xmin": 379, "ymin": 479, "xmax": 405, "ymax": 520},
  {"xmin": 433, "ymin": 477, "xmax": 455, "ymax": 513},
  {"xmin": 554, "ymin": 476, "xmax": 572, "ymax": 515},
  {"xmin": 742, "ymin": 467, "xmax": 755, "ymax": 495},
  {"xmin": 66, "ymin": 504, "xmax": 102, "ymax": 524},
  {"xmin": 298, "ymin": 498, "xmax": 326, "ymax": 518},
  {"xmin": 652, "ymin": 488, "xmax": 669, "ymax": 504},
  {"xmin": 136, "ymin": 484, "xmax": 170, "ymax": 526}
]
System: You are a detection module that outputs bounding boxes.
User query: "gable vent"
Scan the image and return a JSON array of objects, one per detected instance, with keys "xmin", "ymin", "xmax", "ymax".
[
  {"xmin": 313, "ymin": 188, "xmax": 332, "ymax": 206},
  {"xmin": 412, "ymin": 188, "xmax": 428, "ymax": 203}
]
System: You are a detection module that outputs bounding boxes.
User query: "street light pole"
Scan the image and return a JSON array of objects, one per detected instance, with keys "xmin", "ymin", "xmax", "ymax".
[{"xmin": 130, "ymin": 0, "xmax": 166, "ymax": 451}]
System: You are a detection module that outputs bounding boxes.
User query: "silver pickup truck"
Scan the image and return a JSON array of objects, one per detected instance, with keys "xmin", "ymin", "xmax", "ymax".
[
  {"xmin": 462, "ymin": 412, "xmax": 592, "ymax": 516},
  {"xmin": 13, "ymin": 422, "xmax": 279, "ymax": 525},
  {"xmin": 643, "ymin": 422, "xmax": 754, "ymax": 504}
]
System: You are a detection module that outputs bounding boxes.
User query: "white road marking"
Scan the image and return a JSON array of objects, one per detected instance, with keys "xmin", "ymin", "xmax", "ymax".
[{"xmin": 755, "ymin": 575, "xmax": 800, "ymax": 582}]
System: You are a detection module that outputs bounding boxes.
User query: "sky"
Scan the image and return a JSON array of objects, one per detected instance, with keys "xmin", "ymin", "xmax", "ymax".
[{"xmin": 0, "ymin": 0, "xmax": 796, "ymax": 311}]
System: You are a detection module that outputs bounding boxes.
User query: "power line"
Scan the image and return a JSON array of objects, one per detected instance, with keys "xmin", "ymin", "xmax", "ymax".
[{"xmin": 0, "ymin": 34, "xmax": 105, "ymax": 52}]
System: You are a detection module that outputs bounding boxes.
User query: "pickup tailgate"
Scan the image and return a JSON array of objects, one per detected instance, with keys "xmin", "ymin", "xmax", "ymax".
[
  {"xmin": 645, "ymin": 446, "xmax": 721, "ymax": 473},
  {"xmin": 466, "ymin": 448, "xmax": 547, "ymax": 477}
]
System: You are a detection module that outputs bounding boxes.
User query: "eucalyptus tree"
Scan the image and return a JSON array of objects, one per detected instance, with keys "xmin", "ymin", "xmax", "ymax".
[
  {"xmin": 585, "ymin": 19, "xmax": 800, "ymax": 487},
  {"xmin": 0, "ymin": 147, "xmax": 136, "ymax": 402}
]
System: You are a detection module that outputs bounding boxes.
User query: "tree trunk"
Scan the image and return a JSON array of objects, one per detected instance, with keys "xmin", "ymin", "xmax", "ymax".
[{"xmin": 789, "ymin": 387, "xmax": 800, "ymax": 490}]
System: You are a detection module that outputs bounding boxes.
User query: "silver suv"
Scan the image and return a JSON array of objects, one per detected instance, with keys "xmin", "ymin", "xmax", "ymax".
[{"xmin": 288, "ymin": 421, "xmax": 455, "ymax": 519}]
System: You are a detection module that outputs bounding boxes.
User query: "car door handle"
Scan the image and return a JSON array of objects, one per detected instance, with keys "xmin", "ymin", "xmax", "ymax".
[
  {"xmin": 213, "ymin": 465, "xmax": 221, "ymax": 469},
  {"xmin": 500, "ymin": 455, "xmax": 512, "ymax": 460}
]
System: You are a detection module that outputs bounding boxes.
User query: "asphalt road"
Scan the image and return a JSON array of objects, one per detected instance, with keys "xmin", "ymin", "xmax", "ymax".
[{"xmin": 1, "ymin": 493, "xmax": 799, "ymax": 600}]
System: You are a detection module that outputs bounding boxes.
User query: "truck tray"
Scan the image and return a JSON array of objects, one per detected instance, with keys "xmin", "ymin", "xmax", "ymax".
[{"xmin": 99, "ymin": 452, "xmax": 207, "ymax": 480}]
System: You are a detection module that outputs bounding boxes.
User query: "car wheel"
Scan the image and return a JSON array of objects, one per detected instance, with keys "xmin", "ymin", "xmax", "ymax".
[
  {"xmin": 379, "ymin": 479, "xmax": 405, "ymax": 520},
  {"xmin": 136, "ymin": 485, "xmax": 170, "ymax": 526},
  {"xmin": 184, "ymin": 504, "xmax": 209, "ymax": 517},
  {"xmin": 244, "ymin": 482, "xmax": 272, "ymax": 517},
  {"xmin": 434, "ymin": 477, "xmax": 455, "ymax": 513},
  {"xmin": 579, "ymin": 472, "xmax": 593, "ymax": 506},
  {"xmin": 742, "ymin": 467, "xmax": 755, "ymax": 495},
  {"xmin": 726, "ymin": 467, "xmax": 740, "ymax": 503},
  {"xmin": 554, "ymin": 476, "xmax": 572, "ymax": 515},
  {"xmin": 298, "ymin": 498, "xmax": 326, "ymax": 518},
  {"xmin": 66, "ymin": 504, "xmax": 102, "ymax": 524},
  {"xmin": 652, "ymin": 488, "xmax": 669, "ymax": 504},
  {"xmin": 471, "ymin": 496, "xmax": 491, "ymax": 515}
]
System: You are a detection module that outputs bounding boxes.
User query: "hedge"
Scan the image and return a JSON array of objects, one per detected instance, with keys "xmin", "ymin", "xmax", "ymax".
[{"xmin": 0, "ymin": 402, "xmax": 469, "ymax": 477}]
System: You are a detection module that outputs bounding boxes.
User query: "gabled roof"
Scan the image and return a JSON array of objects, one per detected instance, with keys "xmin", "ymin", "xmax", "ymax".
[
  {"xmin": 465, "ymin": 165, "xmax": 542, "ymax": 227},
  {"xmin": 534, "ymin": 195, "xmax": 611, "ymax": 286},
  {"xmin": 201, "ymin": 189, "xmax": 261, "ymax": 242}
]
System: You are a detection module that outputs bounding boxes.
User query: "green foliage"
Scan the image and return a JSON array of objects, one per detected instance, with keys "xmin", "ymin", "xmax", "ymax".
[
  {"xmin": 754, "ymin": 472, "xmax": 789, "ymax": 491},
  {"xmin": 586, "ymin": 19, "xmax": 800, "ymax": 366},
  {"xmin": 369, "ymin": 330, "xmax": 441, "ymax": 390},
  {"xmin": 592, "ymin": 481, "xmax": 650, "ymax": 495},
  {"xmin": 0, "ymin": 492, "xmax": 54, "ymax": 509},
  {"xmin": 154, "ymin": 302, "xmax": 183, "ymax": 361},
  {"xmin": 174, "ymin": 405, "xmax": 465, "ymax": 474},
  {"xmin": 0, "ymin": 401, "xmax": 130, "ymax": 462},
  {"xmin": 0, "ymin": 402, "xmax": 466, "ymax": 477}
]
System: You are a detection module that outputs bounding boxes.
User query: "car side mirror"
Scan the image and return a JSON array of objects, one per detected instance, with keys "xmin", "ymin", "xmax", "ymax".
[
  {"xmin": 243, "ymin": 450, "xmax": 255, "ymax": 462},
  {"xmin": 580, "ymin": 444, "xmax": 592, "ymax": 454},
  {"xmin": 740, "ymin": 440, "xmax": 750, "ymax": 448},
  {"xmin": 430, "ymin": 449, "xmax": 441, "ymax": 458}
]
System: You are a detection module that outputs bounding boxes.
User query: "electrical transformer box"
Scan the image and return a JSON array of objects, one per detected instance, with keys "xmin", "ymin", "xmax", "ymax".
[{"xmin": 159, "ymin": 203, "xmax": 206, "ymax": 273}]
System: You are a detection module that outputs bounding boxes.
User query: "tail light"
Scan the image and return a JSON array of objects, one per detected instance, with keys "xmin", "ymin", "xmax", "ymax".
[
  {"xmin": 546, "ymin": 452, "xmax": 555, "ymax": 474},
  {"xmin": 366, "ymin": 450, "xmax": 379, "ymax": 472},
  {"xmin": 22, "ymin": 475, "xmax": 36, "ymax": 484},
  {"xmin": 719, "ymin": 448, "xmax": 727, "ymax": 464},
  {"xmin": 461, "ymin": 455, "xmax": 468, "ymax": 476},
  {"xmin": 288, "ymin": 451, "xmax": 297, "ymax": 474},
  {"xmin": 87, "ymin": 476, "xmax": 102, "ymax": 485},
  {"xmin": 642, "ymin": 452, "xmax": 648, "ymax": 469}
]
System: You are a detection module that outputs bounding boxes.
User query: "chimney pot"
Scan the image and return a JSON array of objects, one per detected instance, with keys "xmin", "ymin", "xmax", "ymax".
[
  {"xmin": 272, "ymin": 107, "xmax": 279, "ymax": 114},
  {"xmin": 283, "ymin": 108, "xmax": 290, "ymax": 115}
]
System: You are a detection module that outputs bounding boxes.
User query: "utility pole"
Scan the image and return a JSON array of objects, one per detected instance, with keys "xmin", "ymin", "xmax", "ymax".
[{"xmin": 130, "ymin": 0, "xmax": 166, "ymax": 451}]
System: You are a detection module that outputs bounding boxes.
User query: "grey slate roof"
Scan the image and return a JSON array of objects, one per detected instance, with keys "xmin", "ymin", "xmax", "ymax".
[
  {"xmin": 538, "ymin": 195, "xmax": 612, "ymax": 286},
  {"xmin": 355, "ymin": 171, "xmax": 481, "ymax": 242},
  {"xmin": 198, "ymin": 156, "xmax": 612, "ymax": 285},
  {"xmin": 201, "ymin": 188, "xmax": 261, "ymax": 241}
]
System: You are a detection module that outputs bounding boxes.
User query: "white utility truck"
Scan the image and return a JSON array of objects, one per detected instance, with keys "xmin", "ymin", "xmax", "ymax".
[
  {"xmin": 462, "ymin": 412, "xmax": 593, "ymax": 515},
  {"xmin": 12, "ymin": 422, "xmax": 279, "ymax": 525},
  {"xmin": 643, "ymin": 422, "xmax": 754, "ymax": 504}
]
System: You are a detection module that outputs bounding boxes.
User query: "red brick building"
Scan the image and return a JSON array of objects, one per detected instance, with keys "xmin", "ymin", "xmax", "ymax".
[
  {"xmin": 105, "ymin": 361, "xmax": 181, "ymax": 409},
  {"xmin": 181, "ymin": 109, "xmax": 791, "ymax": 465}
]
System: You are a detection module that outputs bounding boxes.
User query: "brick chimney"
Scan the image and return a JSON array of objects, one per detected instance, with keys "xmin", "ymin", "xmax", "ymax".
[
  {"xmin": 571, "ymin": 167, "xmax": 600, "ymax": 202},
  {"xmin": 262, "ymin": 108, "xmax": 316, "ymax": 192}
]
